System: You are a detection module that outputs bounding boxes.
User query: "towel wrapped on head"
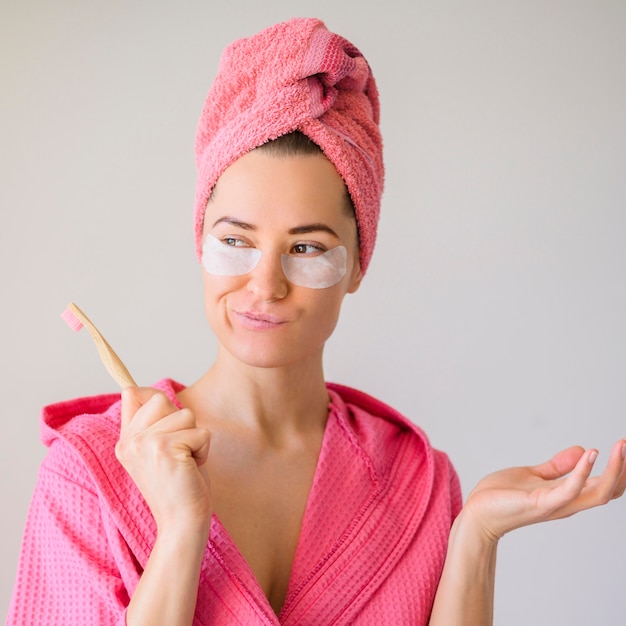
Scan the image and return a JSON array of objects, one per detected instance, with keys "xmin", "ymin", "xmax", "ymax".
[{"xmin": 193, "ymin": 17, "xmax": 384, "ymax": 275}]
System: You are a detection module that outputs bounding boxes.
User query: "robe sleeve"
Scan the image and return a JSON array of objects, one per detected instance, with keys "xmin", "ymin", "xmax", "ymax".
[{"xmin": 7, "ymin": 441, "xmax": 129, "ymax": 626}]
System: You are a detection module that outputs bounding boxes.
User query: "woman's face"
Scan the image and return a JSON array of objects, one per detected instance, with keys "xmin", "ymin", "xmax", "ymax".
[{"xmin": 201, "ymin": 148, "xmax": 362, "ymax": 370}]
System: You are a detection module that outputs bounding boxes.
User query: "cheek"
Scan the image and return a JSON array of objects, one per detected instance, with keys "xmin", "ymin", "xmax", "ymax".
[
  {"xmin": 202, "ymin": 277, "xmax": 219, "ymax": 329},
  {"xmin": 201, "ymin": 273, "xmax": 234, "ymax": 320},
  {"xmin": 300, "ymin": 289, "xmax": 346, "ymax": 334}
]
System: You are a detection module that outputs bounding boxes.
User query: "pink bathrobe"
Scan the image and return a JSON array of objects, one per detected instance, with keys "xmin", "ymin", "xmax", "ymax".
[{"xmin": 8, "ymin": 379, "xmax": 461, "ymax": 625}]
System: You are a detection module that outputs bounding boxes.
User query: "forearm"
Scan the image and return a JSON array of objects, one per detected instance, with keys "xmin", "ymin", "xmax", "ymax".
[
  {"xmin": 126, "ymin": 522, "xmax": 211, "ymax": 626},
  {"xmin": 429, "ymin": 509, "xmax": 498, "ymax": 626}
]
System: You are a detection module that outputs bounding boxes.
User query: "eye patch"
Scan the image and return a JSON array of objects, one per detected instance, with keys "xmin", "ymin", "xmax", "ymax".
[
  {"xmin": 281, "ymin": 246, "xmax": 347, "ymax": 288},
  {"xmin": 202, "ymin": 234, "xmax": 262, "ymax": 275},
  {"xmin": 202, "ymin": 235, "xmax": 347, "ymax": 289}
]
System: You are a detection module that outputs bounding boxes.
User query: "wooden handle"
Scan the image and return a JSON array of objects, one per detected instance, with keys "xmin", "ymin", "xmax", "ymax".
[{"xmin": 67, "ymin": 302, "xmax": 137, "ymax": 388}]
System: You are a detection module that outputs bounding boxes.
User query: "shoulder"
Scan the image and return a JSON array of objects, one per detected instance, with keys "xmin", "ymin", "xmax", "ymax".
[
  {"xmin": 38, "ymin": 378, "xmax": 185, "ymax": 483},
  {"xmin": 327, "ymin": 382, "xmax": 429, "ymax": 435},
  {"xmin": 327, "ymin": 382, "xmax": 462, "ymax": 503},
  {"xmin": 326, "ymin": 381, "xmax": 441, "ymax": 457},
  {"xmin": 40, "ymin": 378, "xmax": 185, "ymax": 446}
]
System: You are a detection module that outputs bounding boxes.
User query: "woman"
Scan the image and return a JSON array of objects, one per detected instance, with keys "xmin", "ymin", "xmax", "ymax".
[{"xmin": 7, "ymin": 17, "xmax": 626, "ymax": 626}]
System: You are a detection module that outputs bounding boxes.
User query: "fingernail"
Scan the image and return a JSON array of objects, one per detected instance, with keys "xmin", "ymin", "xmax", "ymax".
[
  {"xmin": 621, "ymin": 441, "xmax": 626, "ymax": 460},
  {"xmin": 589, "ymin": 450, "xmax": 598, "ymax": 464}
]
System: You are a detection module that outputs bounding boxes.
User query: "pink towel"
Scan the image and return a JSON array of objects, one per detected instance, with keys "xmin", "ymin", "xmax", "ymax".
[{"xmin": 193, "ymin": 17, "xmax": 384, "ymax": 274}]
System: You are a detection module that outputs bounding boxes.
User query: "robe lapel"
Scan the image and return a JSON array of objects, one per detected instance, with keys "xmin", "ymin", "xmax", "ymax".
[
  {"xmin": 195, "ymin": 516, "xmax": 281, "ymax": 624},
  {"xmin": 280, "ymin": 389, "xmax": 434, "ymax": 625}
]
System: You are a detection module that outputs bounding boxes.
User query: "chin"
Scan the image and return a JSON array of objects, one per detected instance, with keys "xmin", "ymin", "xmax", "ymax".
[{"xmin": 220, "ymin": 336, "xmax": 325, "ymax": 371}]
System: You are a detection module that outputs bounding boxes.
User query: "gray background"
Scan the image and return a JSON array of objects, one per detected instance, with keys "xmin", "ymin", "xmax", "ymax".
[{"xmin": 2, "ymin": 1, "xmax": 624, "ymax": 624}]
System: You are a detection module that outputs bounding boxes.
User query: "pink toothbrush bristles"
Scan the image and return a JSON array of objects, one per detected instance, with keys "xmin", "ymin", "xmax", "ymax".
[{"xmin": 61, "ymin": 307, "xmax": 84, "ymax": 332}]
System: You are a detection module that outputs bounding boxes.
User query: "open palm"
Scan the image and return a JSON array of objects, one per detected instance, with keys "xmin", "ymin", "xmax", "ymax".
[{"xmin": 464, "ymin": 440, "xmax": 626, "ymax": 542}]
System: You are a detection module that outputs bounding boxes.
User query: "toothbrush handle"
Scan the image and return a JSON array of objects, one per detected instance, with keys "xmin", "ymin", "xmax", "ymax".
[
  {"xmin": 91, "ymin": 333, "xmax": 137, "ymax": 388},
  {"xmin": 67, "ymin": 302, "xmax": 137, "ymax": 388}
]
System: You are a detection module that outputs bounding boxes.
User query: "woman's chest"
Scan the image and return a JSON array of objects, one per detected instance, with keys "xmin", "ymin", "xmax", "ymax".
[{"xmin": 208, "ymin": 443, "xmax": 321, "ymax": 614}]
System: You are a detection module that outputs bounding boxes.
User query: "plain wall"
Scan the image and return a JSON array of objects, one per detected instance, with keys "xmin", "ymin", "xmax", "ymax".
[{"xmin": 2, "ymin": 1, "xmax": 624, "ymax": 623}]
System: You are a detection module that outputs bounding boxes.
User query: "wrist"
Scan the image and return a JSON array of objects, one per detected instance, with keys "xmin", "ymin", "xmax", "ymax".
[
  {"xmin": 449, "ymin": 507, "xmax": 500, "ymax": 554},
  {"xmin": 155, "ymin": 515, "xmax": 212, "ymax": 552}
]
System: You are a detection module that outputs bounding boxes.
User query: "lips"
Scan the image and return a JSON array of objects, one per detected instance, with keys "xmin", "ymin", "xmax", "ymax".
[{"xmin": 233, "ymin": 310, "xmax": 287, "ymax": 330}]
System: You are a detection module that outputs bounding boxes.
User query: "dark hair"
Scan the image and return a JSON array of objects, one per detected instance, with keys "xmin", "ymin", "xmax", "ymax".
[
  {"xmin": 256, "ymin": 130, "xmax": 324, "ymax": 157},
  {"xmin": 256, "ymin": 131, "xmax": 357, "ymax": 221}
]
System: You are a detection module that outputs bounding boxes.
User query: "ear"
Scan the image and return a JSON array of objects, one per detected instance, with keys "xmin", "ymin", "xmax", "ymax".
[{"xmin": 346, "ymin": 261, "xmax": 363, "ymax": 294}]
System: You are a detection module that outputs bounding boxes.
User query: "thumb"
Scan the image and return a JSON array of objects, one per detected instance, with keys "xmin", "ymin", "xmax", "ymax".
[{"xmin": 120, "ymin": 386, "xmax": 161, "ymax": 429}]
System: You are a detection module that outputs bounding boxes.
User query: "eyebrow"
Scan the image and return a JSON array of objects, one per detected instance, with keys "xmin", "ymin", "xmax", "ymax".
[
  {"xmin": 212, "ymin": 217, "xmax": 339, "ymax": 239},
  {"xmin": 212, "ymin": 217, "xmax": 255, "ymax": 230}
]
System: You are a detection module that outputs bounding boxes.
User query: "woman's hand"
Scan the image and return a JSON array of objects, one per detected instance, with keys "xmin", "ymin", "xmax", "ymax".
[
  {"xmin": 463, "ymin": 438, "xmax": 626, "ymax": 543},
  {"xmin": 430, "ymin": 438, "xmax": 626, "ymax": 625},
  {"xmin": 115, "ymin": 387, "xmax": 212, "ymax": 533}
]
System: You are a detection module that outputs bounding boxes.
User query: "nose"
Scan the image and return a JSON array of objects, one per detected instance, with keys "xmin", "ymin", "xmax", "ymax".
[{"xmin": 246, "ymin": 249, "xmax": 289, "ymax": 301}]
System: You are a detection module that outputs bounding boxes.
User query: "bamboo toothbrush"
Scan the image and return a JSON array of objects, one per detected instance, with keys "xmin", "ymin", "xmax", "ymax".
[{"xmin": 61, "ymin": 302, "xmax": 137, "ymax": 388}]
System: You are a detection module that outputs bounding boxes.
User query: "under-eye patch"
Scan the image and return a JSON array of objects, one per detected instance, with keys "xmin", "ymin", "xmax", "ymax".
[
  {"xmin": 202, "ymin": 234, "xmax": 262, "ymax": 275},
  {"xmin": 280, "ymin": 246, "xmax": 347, "ymax": 288},
  {"xmin": 202, "ymin": 235, "xmax": 347, "ymax": 289}
]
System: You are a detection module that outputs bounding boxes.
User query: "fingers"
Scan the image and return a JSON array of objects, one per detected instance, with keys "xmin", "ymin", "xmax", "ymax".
[
  {"xmin": 615, "ymin": 441, "xmax": 626, "ymax": 498},
  {"xmin": 153, "ymin": 427, "xmax": 212, "ymax": 465},
  {"xmin": 118, "ymin": 409, "xmax": 207, "ymax": 456},
  {"xmin": 547, "ymin": 439, "xmax": 626, "ymax": 519},
  {"xmin": 121, "ymin": 387, "xmax": 179, "ymax": 432},
  {"xmin": 534, "ymin": 446, "xmax": 585, "ymax": 480},
  {"xmin": 121, "ymin": 386, "xmax": 158, "ymax": 429},
  {"xmin": 117, "ymin": 387, "xmax": 209, "ymax": 468},
  {"xmin": 522, "ymin": 448, "xmax": 597, "ymax": 522},
  {"xmin": 552, "ymin": 447, "xmax": 598, "ymax": 505},
  {"xmin": 592, "ymin": 438, "xmax": 626, "ymax": 502}
]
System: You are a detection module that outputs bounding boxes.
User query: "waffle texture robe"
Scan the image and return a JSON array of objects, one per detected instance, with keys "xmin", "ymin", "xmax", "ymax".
[{"xmin": 8, "ymin": 379, "xmax": 462, "ymax": 625}]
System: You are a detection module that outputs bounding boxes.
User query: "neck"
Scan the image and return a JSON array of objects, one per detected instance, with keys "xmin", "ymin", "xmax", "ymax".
[{"xmin": 179, "ymin": 348, "xmax": 330, "ymax": 444}]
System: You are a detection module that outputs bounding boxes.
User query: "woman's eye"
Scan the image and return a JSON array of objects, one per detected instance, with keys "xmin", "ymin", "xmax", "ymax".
[
  {"xmin": 222, "ymin": 237, "xmax": 247, "ymax": 247},
  {"xmin": 292, "ymin": 243, "xmax": 324, "ymax": 255}
]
